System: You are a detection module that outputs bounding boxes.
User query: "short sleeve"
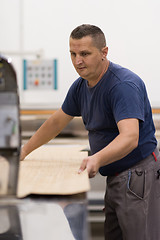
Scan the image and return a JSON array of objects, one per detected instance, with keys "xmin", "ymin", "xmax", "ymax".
[
  {"xmin": 110, "ymin": 81, "xmax": 145, "ymax": 123},
  {"xmin": 62, "ymin": 80, "xmax": 81, "ymax": 117}
]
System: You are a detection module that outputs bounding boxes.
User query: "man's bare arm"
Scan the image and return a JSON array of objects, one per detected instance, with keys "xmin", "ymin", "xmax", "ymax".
[{"xmin": 21, "ymin": 108, "xmax": 73, "ymax": 160}]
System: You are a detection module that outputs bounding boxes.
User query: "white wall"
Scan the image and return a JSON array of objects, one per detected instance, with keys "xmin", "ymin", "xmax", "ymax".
[{"xmin": 0, "ymin": 0, "xmax": 160, "ymax": 108}]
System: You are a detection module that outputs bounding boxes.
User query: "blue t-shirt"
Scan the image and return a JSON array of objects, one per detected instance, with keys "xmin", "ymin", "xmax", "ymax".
[{"xmin": 62, "ymin": 62, "xmax": 157, "ymax": 176}]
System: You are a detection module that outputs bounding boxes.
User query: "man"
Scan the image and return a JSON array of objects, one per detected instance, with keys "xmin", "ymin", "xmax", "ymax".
[{"xmin": 21, "ymin": 24, "xmax": 160, "ymax": 240}]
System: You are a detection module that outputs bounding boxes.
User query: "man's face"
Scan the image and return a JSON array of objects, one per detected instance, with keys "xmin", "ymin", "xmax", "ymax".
[{"xmin": 69, "ymin": 36, "xmax": 105, "ymax": 82}]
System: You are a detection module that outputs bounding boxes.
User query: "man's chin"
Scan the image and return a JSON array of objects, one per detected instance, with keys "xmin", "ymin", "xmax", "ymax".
[
  {"xmin": 78, "ymin": 74, "xmax": 88, "ymax": 80},
  {"xmin": 76, "ymin": 70, "xmax": 88, "ymax": 79}
]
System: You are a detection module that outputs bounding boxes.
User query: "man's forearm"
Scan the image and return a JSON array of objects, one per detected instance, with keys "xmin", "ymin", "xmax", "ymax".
[
  {"xmin": 95, "ymin": 132, "xmax": 138, "ymax": 167},
  {"xmin": 21, "ymin": 108, "xmax": 73, "ymax": 160},
  {"xmin": 21, "ymin": 116, "xmax": 60, "ymax": 159}
]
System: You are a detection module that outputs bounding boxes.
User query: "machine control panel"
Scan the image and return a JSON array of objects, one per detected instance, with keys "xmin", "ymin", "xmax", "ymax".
[{"xmin": 23, "ymin": 59, "xmax": 58, "ymax": 90}]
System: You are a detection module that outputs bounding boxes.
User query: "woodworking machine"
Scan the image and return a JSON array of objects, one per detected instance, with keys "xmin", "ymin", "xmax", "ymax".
[
  {"xmin": 0, "ymin": 55, "xmax": 21, "ymax": 196},
  {"xmin": 0, "ymin": 56, "xmax": 89, "ymax": 240}
]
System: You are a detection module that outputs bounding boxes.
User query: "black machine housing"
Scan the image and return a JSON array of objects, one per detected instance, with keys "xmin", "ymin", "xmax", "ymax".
[{"xmin": 0, "ymin": 55, "xmax": 21, "ymax": 196}]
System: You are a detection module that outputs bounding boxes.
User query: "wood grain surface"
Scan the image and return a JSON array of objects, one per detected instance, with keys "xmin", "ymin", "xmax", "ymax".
[
  {"xmin": 17, "ymin": 146, "xmax": 90, "ymax": 198},
  {"xmin": 0, "ymin": 156, "xmax": 9, "ymax": 195}
]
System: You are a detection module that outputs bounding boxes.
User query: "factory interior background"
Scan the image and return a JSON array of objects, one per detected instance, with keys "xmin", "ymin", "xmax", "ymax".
[
  {"xmin": 0, "ymin": 0, "xmax": 160, "ymax": 239},
  {"xmin": 1, "ymin": 0, "xmax": 160, "ymax": 108}
]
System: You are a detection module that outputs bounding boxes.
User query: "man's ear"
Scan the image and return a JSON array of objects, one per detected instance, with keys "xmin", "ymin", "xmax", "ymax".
[{"xmin": 102, "ymin": 46, "xmax": 108, "ymax": 59}]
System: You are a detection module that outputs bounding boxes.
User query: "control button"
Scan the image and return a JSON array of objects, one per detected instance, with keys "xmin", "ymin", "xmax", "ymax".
[
  {"xmin": 34, "ymin": 79, "xmax": 39, "ymax": 86},
  {"xmin": 27, "ymin": 66, "xmax": 32, "ymax": 71}
]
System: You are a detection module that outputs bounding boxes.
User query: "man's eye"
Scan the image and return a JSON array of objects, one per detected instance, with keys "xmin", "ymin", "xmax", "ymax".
[
  {"xmin": 71, "ymin": 52, "xmax": 76, "ymax": 57},
  {"xmin": 81, "ymin": 52, "xmax": 88, "ymax": 56}
]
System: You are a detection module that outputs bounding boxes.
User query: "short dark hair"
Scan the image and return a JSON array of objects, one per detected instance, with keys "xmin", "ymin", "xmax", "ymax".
[{"xmin": 70, "ymin": 24, "xmax": 106, "ymax": 50}]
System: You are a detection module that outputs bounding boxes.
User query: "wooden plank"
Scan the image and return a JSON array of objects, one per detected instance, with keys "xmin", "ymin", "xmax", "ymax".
[
  {"xmin": 0, "ymin": 156, "xmax": 9, "ymax": 195},
  {"xmin": 152, "ymin": 108, "xmax": 160, "ymax": 114},
  {"xmin": 20, "ymin": 109, "xmax": 56, "ymax": 115},
  {"xmin": 20, "ymin": 108, "xmax": 160, "ymax": 116},
  {"xmin": 17, "ymin": 146, "xmax": 90, "ymax": 198}
]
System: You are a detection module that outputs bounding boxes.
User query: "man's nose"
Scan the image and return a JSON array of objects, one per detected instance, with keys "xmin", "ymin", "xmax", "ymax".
[{"xmin": 75, "ymin": 55, "xmax": 83, "ymax": 65}]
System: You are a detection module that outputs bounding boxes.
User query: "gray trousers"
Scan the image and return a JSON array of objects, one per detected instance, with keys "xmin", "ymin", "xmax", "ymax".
[{"xmin": 104, "ymin": 147, "xmax": 160, "ymax": 240}]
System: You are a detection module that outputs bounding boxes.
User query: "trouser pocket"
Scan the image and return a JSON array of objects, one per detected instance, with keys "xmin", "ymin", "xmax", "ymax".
[
  {"xmin": 127, "ymin": 169, "xmax": 145, "ymax": 199},
  {"xmin": 154, "ymin": 165, "xmax": 160, "ymax": 198}
]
